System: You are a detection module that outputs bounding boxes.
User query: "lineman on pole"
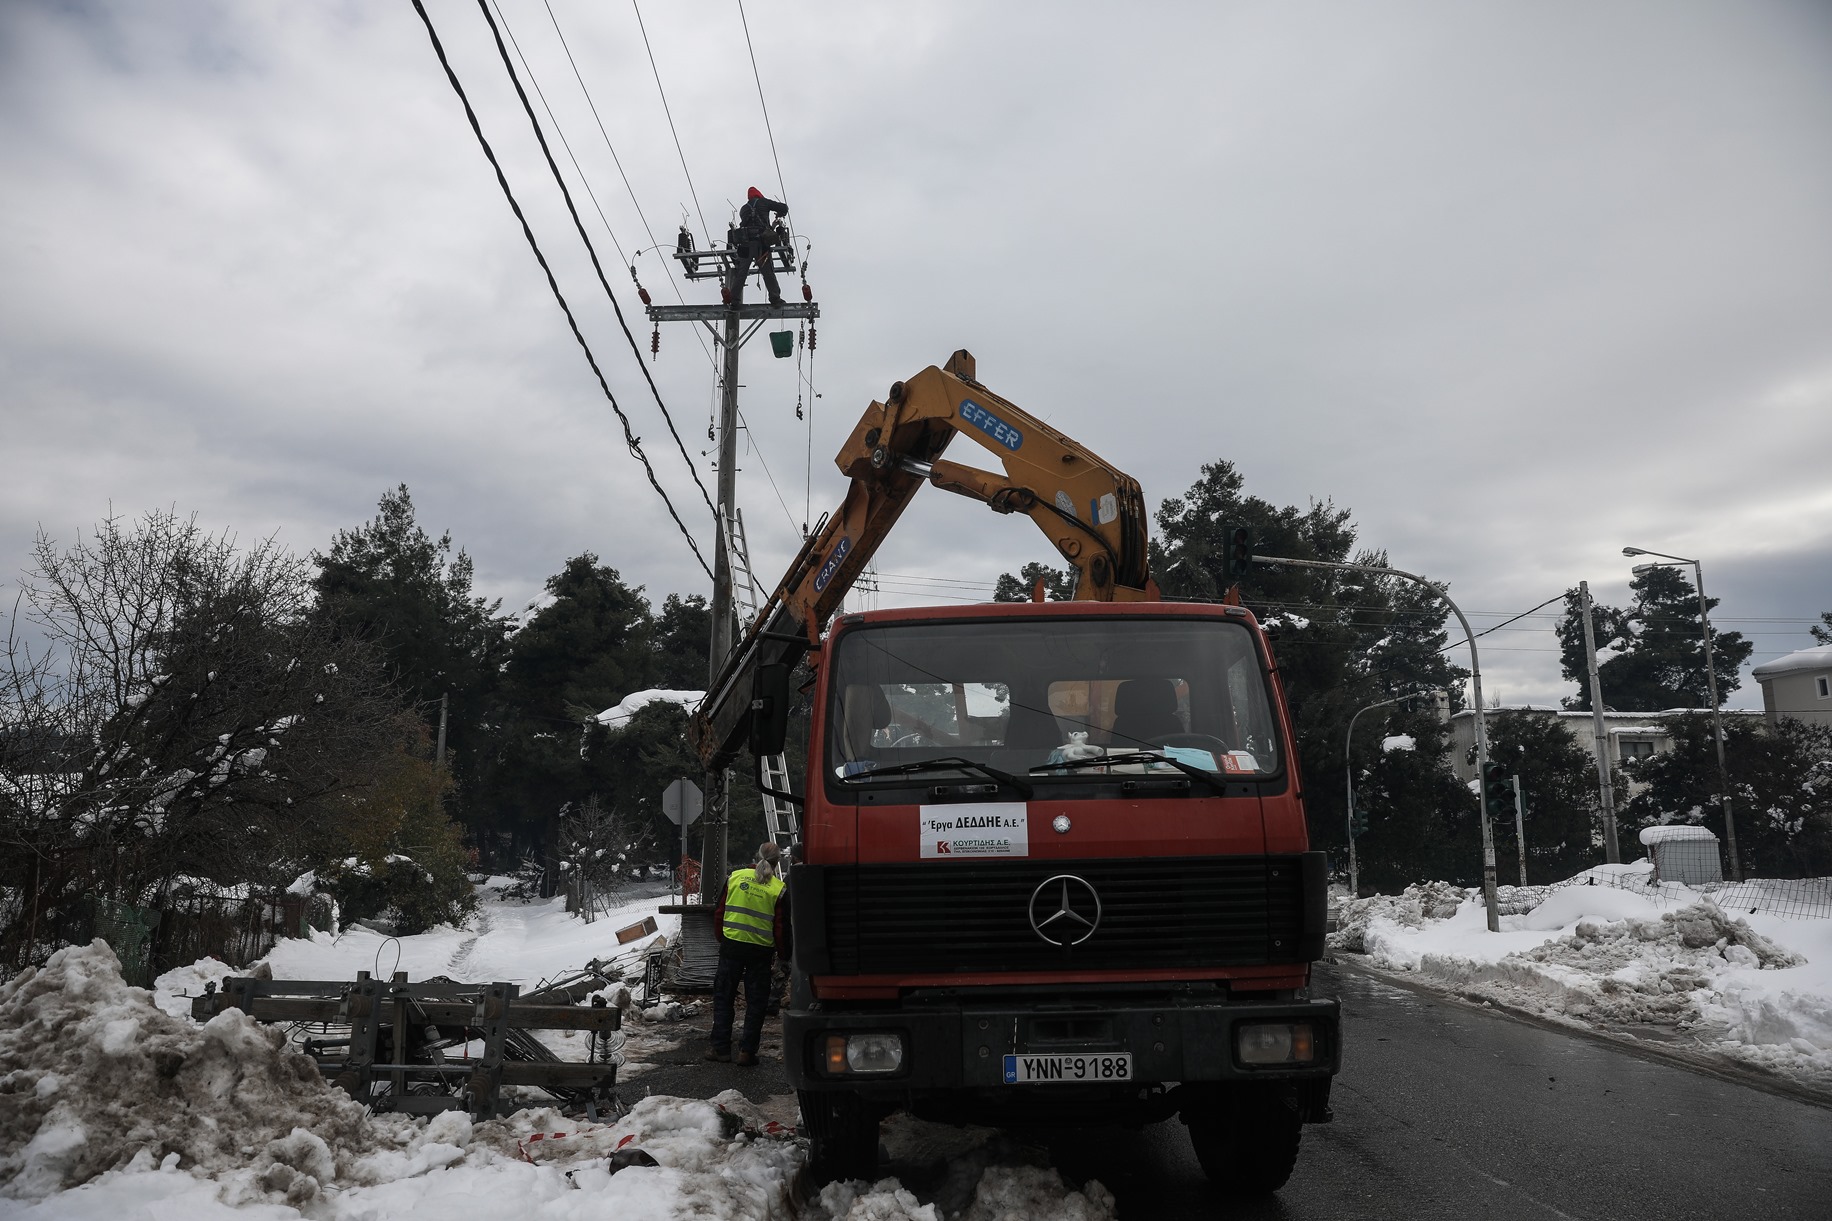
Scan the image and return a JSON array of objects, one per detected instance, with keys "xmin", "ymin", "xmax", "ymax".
[{"xmin": 728, "ymin": 186, "xmax": 789, "ymax": 308}]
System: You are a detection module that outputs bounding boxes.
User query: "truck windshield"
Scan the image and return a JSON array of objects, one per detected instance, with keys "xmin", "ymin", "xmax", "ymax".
[{"xmin": 826, "ymin": 617, "xmax": 1282, "ymax": 788}]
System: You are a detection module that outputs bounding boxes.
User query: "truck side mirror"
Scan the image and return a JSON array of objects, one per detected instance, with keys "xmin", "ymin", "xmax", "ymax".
[{"xmin": 749, "ymin": 661, "xmax": 792, "ymax": 756}]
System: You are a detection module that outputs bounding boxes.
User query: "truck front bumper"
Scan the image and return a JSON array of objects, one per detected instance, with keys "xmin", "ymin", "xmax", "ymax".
[{"xmin": 784, "ymin": 992, "xmax": 1340, "ymax": 1111}]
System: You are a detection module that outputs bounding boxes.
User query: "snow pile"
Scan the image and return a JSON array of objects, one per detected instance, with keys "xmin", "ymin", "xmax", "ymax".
[
  {"xmin": 1333, "ymin": 877, "xmax": 1832, "ymax": 1088},
  {"xmin": 1331, "ymin": 880, "xmax": 1471, "ymax": 951},
  {"xmin": 595, "ymin": 689, "xmax": 704, "ymax": 731},
  {"xmin": 809, "ymin": 1117, "xmax": 1117, "ymax": 1221},
  {"xmin": 0, "ymin": 940, "xmax": 380, "ymax": 1203},
  {"xmin": 1380, "ymin": 734, "xmax": 1416, "ymax": 753}
]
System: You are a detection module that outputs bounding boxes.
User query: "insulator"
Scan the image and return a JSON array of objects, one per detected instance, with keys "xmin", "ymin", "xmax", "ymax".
[
  {"xmin": 808, "ymin": 326, "xmax": 816, "ymax": 351},
  {"xmin": 798, "ymin": 326, "xmax": 804, "ymax": 350},
  {"xmin": 720, "ymin": 284, "xmax": 731, "ymax": 305},
  {"xmin": 638, "ymin": 285, "xmax": 652, "ymax": 306},
  {"xmin": 801, "ymin": 282, "xmax": 812, "ymax": 302},
  {"xmin": 651, "ymin": 328, "xmax": 660, "ymax": 358}
]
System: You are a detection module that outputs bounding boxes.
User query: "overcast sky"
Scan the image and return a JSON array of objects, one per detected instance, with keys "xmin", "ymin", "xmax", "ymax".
[{"xmin": 4, "ymin": 0, "xmax": 1828, "ymax": 710}]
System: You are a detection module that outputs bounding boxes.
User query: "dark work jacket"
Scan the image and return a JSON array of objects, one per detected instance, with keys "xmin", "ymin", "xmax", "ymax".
[{"xmin": 736, "ymin": 196, "xmax": 787, "ymax": 247}]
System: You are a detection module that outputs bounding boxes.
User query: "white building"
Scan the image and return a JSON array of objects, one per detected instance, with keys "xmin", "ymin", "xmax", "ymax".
[
  {"xmin": 1444, "ymin": 706, "xmax": 1765, "ymax": 787},
  {"xmin": 1750, "ymin": 644, "xmax": 1832, "ymax": 729}
]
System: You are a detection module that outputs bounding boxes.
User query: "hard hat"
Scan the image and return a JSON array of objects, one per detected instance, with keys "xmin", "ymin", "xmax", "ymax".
[{"xmin": 747, "ymin": 186, "xmax": 763, "ymax": 199}]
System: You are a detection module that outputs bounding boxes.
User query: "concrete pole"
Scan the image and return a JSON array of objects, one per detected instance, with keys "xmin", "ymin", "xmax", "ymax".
[
  {"xmin": 1693, "ymin": 560, "xmax": 1741, "ymax": 882},
  {"xmin": 699, "ymin": 307, "xmax": 742, "ymax": 903},
  {"xmin": 1513, "ymin": 775, "xmax": 1528, "ymax": 886},
  {"xmin": 1578, "ymin": 582, "xmax": 1619, "ymax": 863}
]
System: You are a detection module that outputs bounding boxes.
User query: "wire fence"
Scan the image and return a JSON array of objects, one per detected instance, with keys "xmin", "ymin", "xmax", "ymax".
[{"xmin": 1492, "ymin": 868, "xmax": 1832, "ymax": 921}]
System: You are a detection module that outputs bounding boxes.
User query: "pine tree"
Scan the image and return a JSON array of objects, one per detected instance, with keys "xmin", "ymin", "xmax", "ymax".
[
  {"xmin": 1811, "ymin": 610, "xmax": 1832, "ymax": 646},
  {"xmin": 1152, "ymin": 461, "xmax": 1470, "ymax": 864},
  {"xmin": 1556, "ymin": 568, "xmax": 1752, "ymax": 711},
  {"xmin": 991, "ymin": 562, "xmax": 1074, "ymax": 602}
]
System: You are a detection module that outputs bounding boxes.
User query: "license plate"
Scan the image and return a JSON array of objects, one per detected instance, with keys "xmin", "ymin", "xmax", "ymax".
[{"xmin": 1002, "ymin": 1052, "xmax": 1133, "ymax": 1084}]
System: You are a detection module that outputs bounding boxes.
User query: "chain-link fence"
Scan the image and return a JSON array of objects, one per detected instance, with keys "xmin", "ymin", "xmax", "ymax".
[{"xmin": 1494, "ymin": 868, "xmax": 1832, "ymax": 921}]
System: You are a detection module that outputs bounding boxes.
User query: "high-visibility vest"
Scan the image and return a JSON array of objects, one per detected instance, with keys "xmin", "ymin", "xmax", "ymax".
[{"xmin": 721, "ymin": 868, "xmax": 784, "ymax": 947}]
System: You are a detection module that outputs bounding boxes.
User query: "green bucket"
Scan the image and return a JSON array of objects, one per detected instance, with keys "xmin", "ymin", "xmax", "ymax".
[{"xmin": 769, "ymin": 330, "xmax": 794, "ymax": 359}]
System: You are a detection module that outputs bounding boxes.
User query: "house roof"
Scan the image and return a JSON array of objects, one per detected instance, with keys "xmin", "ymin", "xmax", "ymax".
[
  {"xmin": 1448, "ymin": 706, "xmax": 1760, "ymax": 722},
  {"xmin": 1751, "ymin": 644, "xmax": 1832, "ymax": 682}
]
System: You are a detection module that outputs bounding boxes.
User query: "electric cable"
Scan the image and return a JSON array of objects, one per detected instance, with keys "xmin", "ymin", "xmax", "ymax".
[
  {"xmin": 540, "ymin": 0, "xmax": 721, "ymax": 373},
  {"xmin": 736, "ymin": 0, "xmax": 797, "ymax": 250},
  {"xmin": 734, "ymin": 408, "xmax": 803, "ymax": 536},
  {"xmin": 487, "ymin": 0, "xmax": 628, "ymax": 266},
  {"xmin": 631, "ymin": 0, "xmax": 713, "ymax": 248},
  {"xmin": 474, "ymin": 0, "xmax": 715, "ymax": 518},
  {"xmin": 408, "ymin": 0, "xmax": 713, "ymax": 581}
]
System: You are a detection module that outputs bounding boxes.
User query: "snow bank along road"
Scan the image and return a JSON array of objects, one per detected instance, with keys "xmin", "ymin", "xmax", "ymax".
[{"xmin": 5, "ymin": 876, "xmax": 1827, "ymax": 1219}]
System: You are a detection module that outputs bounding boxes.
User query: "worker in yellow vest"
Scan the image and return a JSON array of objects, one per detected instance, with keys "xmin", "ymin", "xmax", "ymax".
[{"xmin": 705, "ymin": 842, "xmax": 788, "ymax": 1065}]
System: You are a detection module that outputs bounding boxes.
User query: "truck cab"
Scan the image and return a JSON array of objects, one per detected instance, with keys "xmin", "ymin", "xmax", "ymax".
[{"xmin": 783, "ymin": 599, "xmax": 1338, "ymax": 1189}]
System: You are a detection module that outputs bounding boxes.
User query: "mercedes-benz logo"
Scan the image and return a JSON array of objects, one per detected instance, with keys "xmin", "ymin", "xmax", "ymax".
[{"xmin": 1028, "ymin": 874, "xmax": 1101, "ymax": 947}]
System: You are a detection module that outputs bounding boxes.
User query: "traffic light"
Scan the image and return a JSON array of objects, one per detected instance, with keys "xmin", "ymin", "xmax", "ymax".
[
  {"xmin": 1481, "ymin": 762, "xmax": 1513, "ymax": 821},
  {"xmin": 1223, "ymin": 525, "xmax": 1253, "ymax": 584}
]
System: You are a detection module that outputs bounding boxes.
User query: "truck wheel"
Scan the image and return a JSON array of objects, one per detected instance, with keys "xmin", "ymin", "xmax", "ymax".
[
  {"xmin": 798, "ymin": 1089, "xmax": 879, "ymax": 1185},
  {"xmin": 1184, "ymin": 1089, "xmax": 1302, "ymax": 1196}
]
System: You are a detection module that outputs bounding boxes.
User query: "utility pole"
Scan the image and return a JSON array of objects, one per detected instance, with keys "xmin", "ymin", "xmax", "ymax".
[
  {"xmin": 435, "ymin": 692, "xmax": 449, "ymax": 768},
  {"xmin": 1578, "ymin": 581, "xmax": 1619, "ymax": 863},
  {"xmin": 1261, "ymin": 554, "xmax": 1502, "ymax": 930},
  {"xmin": 646, "ymin": 239, "xmax": 818, "ymax": 902},
  {"xmin": 1512, "ymin": 775, "xmax": 1528, "ymax": 885}
]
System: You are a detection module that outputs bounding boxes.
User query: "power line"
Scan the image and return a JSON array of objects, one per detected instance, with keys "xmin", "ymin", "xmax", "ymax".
[
  {"xmin": 487, "ymin": 1, "xmax": 627, "ymax": 264},
  {"xmin": 736, "ymin": 0, "xmax": 795, "ymax": 240},
  {"xmin": 473, "ymin": 0, "xmax": 716, "ymax": 519},
  {"xmin": 539, "ymin": 0, "xmax": 720, "ymax": 374},
  {"xmin": 734, "ymin": 407, "xmax": 802, "ymax": 536},
  {"xmin": 408, "ymin": 0, "xmax": 712, "ymax": 581},
  {"xmin": 631, "ymin": 0, "xmax": 713, "ymax": 248}
]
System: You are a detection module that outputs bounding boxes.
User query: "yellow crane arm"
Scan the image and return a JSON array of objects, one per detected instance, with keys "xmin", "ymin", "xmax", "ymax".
[{"xmin": 694, "ymin": 349, "xmax": 1154, "ymax": 767}]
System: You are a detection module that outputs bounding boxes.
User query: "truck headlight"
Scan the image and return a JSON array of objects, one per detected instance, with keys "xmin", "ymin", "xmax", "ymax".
[
  {"xmin": 823, "ymin": 1032, "xmax": 905, "ymax": 1074},
  {"xmin": 1236, "ymin": 1022, "xmax": 1317, "ymax": 1066}
]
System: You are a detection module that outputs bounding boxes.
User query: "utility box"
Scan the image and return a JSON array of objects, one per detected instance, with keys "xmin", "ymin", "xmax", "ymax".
[{"xmin": 1638, "ymin": 825, "xmax": 1723, "ymax": 885}]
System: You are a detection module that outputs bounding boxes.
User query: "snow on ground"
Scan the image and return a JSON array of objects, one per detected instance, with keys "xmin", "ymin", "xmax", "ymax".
[
  {"xmin": 12, "ymin": 881, "xmax": 1117, "ymax": 1220},
  {"xmin": 1331, "ymin": 870, "xmax": 1832, "ymax": 1089}
]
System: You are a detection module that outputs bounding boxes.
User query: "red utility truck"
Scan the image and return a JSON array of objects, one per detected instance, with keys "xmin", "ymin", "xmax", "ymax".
[{"xmin": 694, "ymin": 352, "xmax": 1337, "ymax": 1191}]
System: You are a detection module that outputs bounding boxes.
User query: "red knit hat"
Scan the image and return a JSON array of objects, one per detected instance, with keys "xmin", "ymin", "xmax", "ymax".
[{"xmin": 747, "ymin": 186, "xmax": 763, "ymax": 199}]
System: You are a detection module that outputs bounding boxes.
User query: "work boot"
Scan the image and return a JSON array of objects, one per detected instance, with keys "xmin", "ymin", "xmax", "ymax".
[
  {"xmin": 735, "ymin": 1050, "xmax": 758, "ymax": 1067},
  {"xmin": 704, "ymin": 1047, "xmax": 731, "ymax": 1063},
  {"xmin": 768, "ymin": 296, "xmax": 786, "ymax": 308}
]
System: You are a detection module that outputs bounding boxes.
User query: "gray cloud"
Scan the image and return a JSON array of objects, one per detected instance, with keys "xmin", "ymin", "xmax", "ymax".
[{"xmin": 3, "ymin": 0, "xmax": 1828, "ymax": 710}]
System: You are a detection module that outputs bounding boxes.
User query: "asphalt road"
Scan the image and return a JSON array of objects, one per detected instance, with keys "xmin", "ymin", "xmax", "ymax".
[{"xmin": 627, "ymin": 963, "xmax": 1831, "ymax": 1219}]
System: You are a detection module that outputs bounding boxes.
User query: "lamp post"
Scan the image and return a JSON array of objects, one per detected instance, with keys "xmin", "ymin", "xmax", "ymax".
[
  {"xmin": 1621, "ymin": 546, "xmax": 1740, "ymax": 881},
  {"xmin": 1260, "ymin": 553, "xmax": 1502, "ymax": 929},
  {"xmin": 1344, "ymin": 689, "xmax": 1445, "ymax": 899}
]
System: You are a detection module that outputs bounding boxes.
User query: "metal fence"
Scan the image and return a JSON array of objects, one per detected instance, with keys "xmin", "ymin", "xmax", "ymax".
[
  {"xmin": 1494, "ymin": 870, "xmax": 1832, "ymax": 921},
  {"xmin": 57, "ymin": 890, "xmax": 321, "ymax": 987}
]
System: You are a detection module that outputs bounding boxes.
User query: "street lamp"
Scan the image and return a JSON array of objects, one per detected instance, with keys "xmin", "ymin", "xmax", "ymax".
[
  {"xmin": 1344, "ymin": 689, "xmax": 1445, "ymax": 898},
  {"xmin": 1621, "ymin": 546, "xmax": 1740, "ymax": 880}
]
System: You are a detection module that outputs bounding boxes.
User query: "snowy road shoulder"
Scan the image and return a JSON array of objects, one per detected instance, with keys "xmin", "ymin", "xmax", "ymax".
[{"xmin": 1329, "ymin": 876, "xmax": 1832, "ymax": 1092}]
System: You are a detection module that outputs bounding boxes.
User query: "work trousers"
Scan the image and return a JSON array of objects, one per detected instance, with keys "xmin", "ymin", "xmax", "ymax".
[
  {"xmin": 709, "ymin": 941, "xmax": 775, "ymax": 1054},
  {"xmin": 727, "ymin": 241, "xmax": 782, "ymax": 305}
]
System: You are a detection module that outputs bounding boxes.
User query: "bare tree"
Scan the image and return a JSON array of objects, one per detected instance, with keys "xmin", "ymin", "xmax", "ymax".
[
  {"xmin": 1, "ymin": 510, "xmax": 407, "ymax": 970},
  {"xmin": 557, "ymin": 794, "xmax": 654, "ymax": 922}
]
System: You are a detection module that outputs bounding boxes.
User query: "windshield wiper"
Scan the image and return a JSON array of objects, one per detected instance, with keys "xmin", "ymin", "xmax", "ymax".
[
  {"xmin": 844, "ymin": 756, "xmax": 1034, "ymax": 798},
  {"xmin": 1029, "ymin": 750, "xmax": 1225, "ymax": 788}
]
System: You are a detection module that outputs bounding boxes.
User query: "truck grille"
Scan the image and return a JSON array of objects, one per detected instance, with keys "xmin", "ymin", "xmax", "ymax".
[{"xmin": 818, "ymin": 856, "xmax": 1308, "ymax": 976}]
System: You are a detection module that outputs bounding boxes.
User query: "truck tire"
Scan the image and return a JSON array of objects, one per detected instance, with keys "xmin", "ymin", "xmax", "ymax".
[
  {"xmin": 798, "ymin": 1089, "xmax": 879, "ymax": 1185},
  {"xmin": 1184, "ymin": 1087, "xmax": 1303, "ymax": 1196}
]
